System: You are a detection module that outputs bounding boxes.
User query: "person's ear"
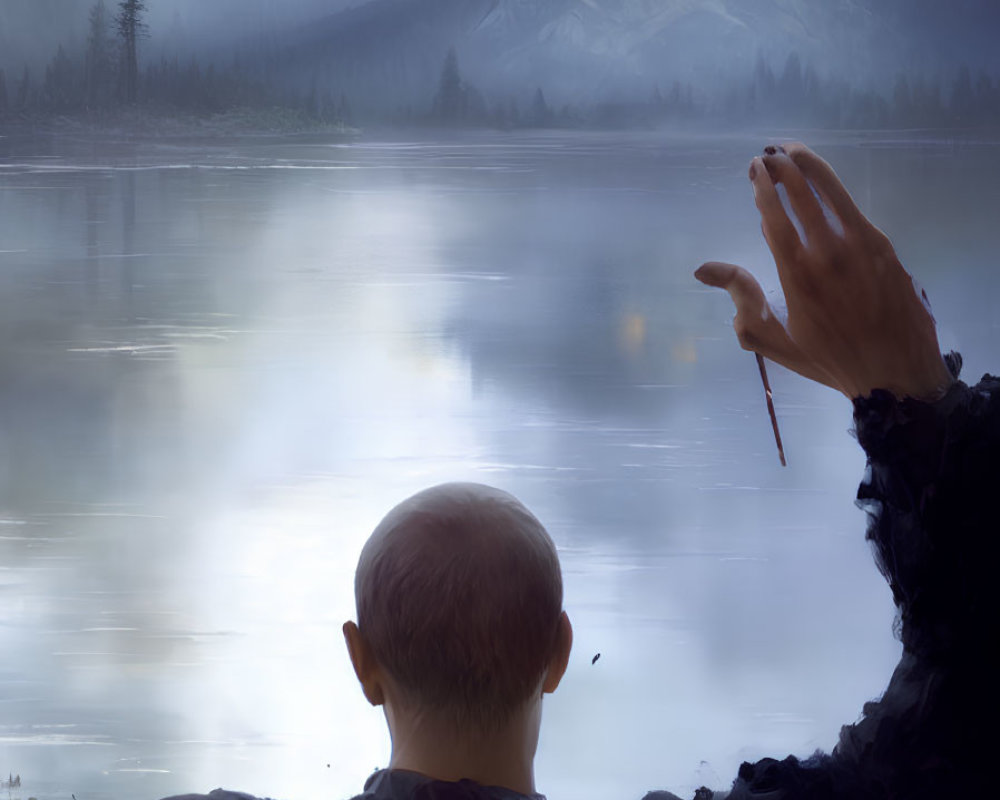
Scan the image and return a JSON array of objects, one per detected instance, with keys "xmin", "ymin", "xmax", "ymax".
[
  {"xmin": 343, "ymin": 621, "xmax": 385, "ymax": 706},
  {"xmin": 542, "ymin": 611, "xmax": 573, "ymax": 694}
]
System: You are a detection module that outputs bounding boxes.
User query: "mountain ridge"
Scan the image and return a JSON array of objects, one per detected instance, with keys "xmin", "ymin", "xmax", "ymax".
[{"xmin": 265, "ymin": 0, "xmax": 1000, "ymax": 109}]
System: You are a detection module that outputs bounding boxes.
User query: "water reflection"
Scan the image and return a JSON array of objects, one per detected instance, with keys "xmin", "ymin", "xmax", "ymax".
[{"xmin": 0, "ymin": 131, "xmax": 996, "ymax": 800}]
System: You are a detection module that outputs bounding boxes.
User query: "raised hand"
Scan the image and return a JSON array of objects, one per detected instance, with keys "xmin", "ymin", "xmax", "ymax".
[{"xmin": 696, "ymin": 143, "xmax": 954, "ymax": 402}]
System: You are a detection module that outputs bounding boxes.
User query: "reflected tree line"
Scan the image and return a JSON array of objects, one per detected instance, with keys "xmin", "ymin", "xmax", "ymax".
[{"xmin": 3, "ymin": 2, "xmax": 1000, "ymax": 131}]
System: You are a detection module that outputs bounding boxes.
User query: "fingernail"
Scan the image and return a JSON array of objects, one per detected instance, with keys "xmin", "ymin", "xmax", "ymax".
[{"xmin": 749, "ymin": 160, "xmax": 757, "ymax": 181}]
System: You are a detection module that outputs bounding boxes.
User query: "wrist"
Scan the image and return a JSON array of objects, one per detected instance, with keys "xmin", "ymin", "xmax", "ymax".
[{"xmin": 848, "ymin": 353, "xmax": 958, "ymax": 403}]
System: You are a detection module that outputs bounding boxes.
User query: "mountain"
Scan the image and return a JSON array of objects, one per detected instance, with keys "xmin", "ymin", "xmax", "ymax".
[
  {"xmin": 262, "ymin": 0, "xmax": 1000, "ymax": 110},
  {"xmin": 466, "ymin": 0, "xmax": 879, "ymax": 96}
]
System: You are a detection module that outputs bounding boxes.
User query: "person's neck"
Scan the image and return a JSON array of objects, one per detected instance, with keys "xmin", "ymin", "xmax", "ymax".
[{"xmin": 386, "ymin": 703, "xmax": 540, "ymax": 797}]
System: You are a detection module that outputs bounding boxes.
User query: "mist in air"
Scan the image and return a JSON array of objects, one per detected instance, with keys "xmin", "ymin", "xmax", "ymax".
[
  {"xmin": 4, "ymin": 0, "xmax": 1000, "ymax": 128},
  {"xmin": 2, "ymin": 3, "xmax": 999, "ymax": 800}
]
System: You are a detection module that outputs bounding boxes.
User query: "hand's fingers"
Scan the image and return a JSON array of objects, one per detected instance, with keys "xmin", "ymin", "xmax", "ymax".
[
  {"xmin": 749, "ymin": 156, "xmax": 802, "ymax": 264},
  {"xmin": 781, "ymin": 142, "xmax": 864, "ymax": 230},
  {"xmin": 695, "ymin": 261, "xmax": 838, "ymax": 388},
  {"xmin": 761, "ymin": 150, "xmax": 831, "ymax": 246}
]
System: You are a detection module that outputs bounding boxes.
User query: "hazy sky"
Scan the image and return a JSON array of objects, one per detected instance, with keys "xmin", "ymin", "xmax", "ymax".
[
  {"xmin": 4, "ymin": 0, "xmax": 1000, "ymax": 105},
  {"xmin": 145, "ymin": 0, "xmax": 367, "ymax": 36},
  {"xmin": 0, "ymin": 0, "xmax": 370, "ymax": 73}
]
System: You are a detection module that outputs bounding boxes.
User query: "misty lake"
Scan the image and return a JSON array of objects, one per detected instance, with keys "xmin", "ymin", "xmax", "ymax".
[{"xmin": 1, "ymin": 128, "xmax": 999, "ymax": 800}]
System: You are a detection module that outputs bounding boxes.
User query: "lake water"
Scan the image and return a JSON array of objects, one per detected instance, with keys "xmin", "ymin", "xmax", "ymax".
[{"xmin": 1, "ymin": 128, "xmax": 998, "ymax": 800}]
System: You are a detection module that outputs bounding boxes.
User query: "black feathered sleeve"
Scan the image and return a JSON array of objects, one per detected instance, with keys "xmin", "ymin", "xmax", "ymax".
[
  {"xmin": 852, "ymin": 352, "xmax": 1000, "ymax": 661},
  {"xmin": 722, "ymin": 353, "xmax": 1000, "ymax": 799}
]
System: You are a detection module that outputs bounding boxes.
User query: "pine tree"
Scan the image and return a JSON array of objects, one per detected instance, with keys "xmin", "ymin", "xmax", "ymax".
[
  {"xmin": 892, "ymin": 74, "xmax": 913, "ymax": 126},
  {"xmin": 433, "ymin": 46, "xmax": 464, "ymax": 123},
  {"xmin": 950, "ymin": 64, "xmax": 975, "ymax": 125},
  {"xmin": 116, "ymin": 0, "xmax": 147, "ymax": 104},
  {"xmin": 42, "ymin": 45, "xmax": 77, "ymax": 112},
  {"xmin": 305, "ymin": 73, "xmax": 319, "ymax": 118},
  {"xmin": 802, "ymin": 64, "xmax": 821, "ymax": 122},
  {"xmin": 912, "ymin": 77, "xmax": 944, "ymax": 127},
  {"xmin": 529, "ymin": 87, "xmax": 549, "ymax": 127},
  {"xmin": 338, "ymin": 93, "xmax": 353, "ymax": 125},
  {"xmin": 753, "ymin": 54, "xmax": 775, "ymax": 114},
  {"xmin": 15, "ymin": 66, "xmax": 31, "ymax": 111},
  {"xmin": 87, "ymin": 0, "xmax": 115, "ymax": 109},
  {"xmin": 779, "ymin": 52, "xmax": 804, "ymax": 119},
  {"xmin": 975, "ymin": 71, "xmax": 997, "ymax": 125}
]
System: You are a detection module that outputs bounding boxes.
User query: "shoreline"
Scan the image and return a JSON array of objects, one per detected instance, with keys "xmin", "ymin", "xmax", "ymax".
[{"xmin": 0, "ymin": 106, "xmax": 361, "ymax": 142}]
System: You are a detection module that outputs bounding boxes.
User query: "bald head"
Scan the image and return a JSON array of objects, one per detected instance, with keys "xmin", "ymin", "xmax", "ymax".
[{"xmin": 355, "ymin": 483, "xmax": 564, "ymax": 733}]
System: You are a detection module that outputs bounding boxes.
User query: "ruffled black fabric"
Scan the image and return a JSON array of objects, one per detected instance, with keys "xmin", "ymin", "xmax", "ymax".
[
  {"xmin": 723, "ymin": 353, "xmax": 1000, "ymax": 799},
  {"xmin": 351, "ymin": 769, "xmax": 545, "ymax": 800},
  {"xmin": 159, "ymin": 791, "xmax": 277, "ymax": 800}
]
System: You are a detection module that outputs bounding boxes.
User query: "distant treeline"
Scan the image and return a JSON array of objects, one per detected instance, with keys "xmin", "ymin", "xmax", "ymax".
[
  {"xmin": 719, "ymin": 53, "xmax": 1000, "ymax": 130},
  {"xmin": 423, "ymin": 47, "xmax": 699, "ymax": 130},
  {"xmin": 428, "ymin": 50, "xmax": 1000, "ymax": 131},
  {"xmin": 0, "ymin": 0, "xmax": 347, "ymax": 126},
  {"xmin": 3, "ymin": 2, "xmax": 1000, "ymax": 132}
]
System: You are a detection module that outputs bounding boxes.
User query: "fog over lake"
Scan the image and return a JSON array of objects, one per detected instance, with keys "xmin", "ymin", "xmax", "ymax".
[{"xmin": 1, "ymin": 129, "xmax": 998, "ymax": 800}]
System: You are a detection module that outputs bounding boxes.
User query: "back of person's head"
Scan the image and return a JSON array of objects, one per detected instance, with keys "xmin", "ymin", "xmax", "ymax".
[{"xmin": 351, "ymin": 482, "xmax": 566, "ymax": 736}]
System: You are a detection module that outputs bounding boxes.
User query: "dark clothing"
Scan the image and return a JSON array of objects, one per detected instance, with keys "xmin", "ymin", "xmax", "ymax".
[
  {"xmin": 159, "ymin": 791, "xmax": 277, "ymax": 800},
  {"xmin": 158, "ymin": 769, "xmax": 545, "ymax": 800},
  {"xmin": 723, "ymin": 354, "xmax": 999, "ymax": 799},
  {"xmin": 351, "ymin": 768, "xmax": 546, "ymax": 800}
]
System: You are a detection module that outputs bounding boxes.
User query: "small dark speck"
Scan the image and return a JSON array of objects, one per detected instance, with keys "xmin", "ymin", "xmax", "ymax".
[
  {"xmin": 592, "ymin": 653, "xmax": 600, "ymax": 664},
  {"xmin": 327, "ymin": 764, "xmax": 331, "ymax": 768}
]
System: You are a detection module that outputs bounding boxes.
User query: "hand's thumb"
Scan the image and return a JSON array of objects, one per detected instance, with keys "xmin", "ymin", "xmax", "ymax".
[
  {"xmin": 694, "ymin": 261, "xmax": 837, "ymax": 389},
  {"xmin": 695, "ymin": 261, "xmax": 768, "ymax": 333}
]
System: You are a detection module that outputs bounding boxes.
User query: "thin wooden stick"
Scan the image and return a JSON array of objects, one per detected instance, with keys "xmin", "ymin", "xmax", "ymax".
[{"xmin": 756, "ymin": 353, "xmax": 786, "ymax": 467}]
